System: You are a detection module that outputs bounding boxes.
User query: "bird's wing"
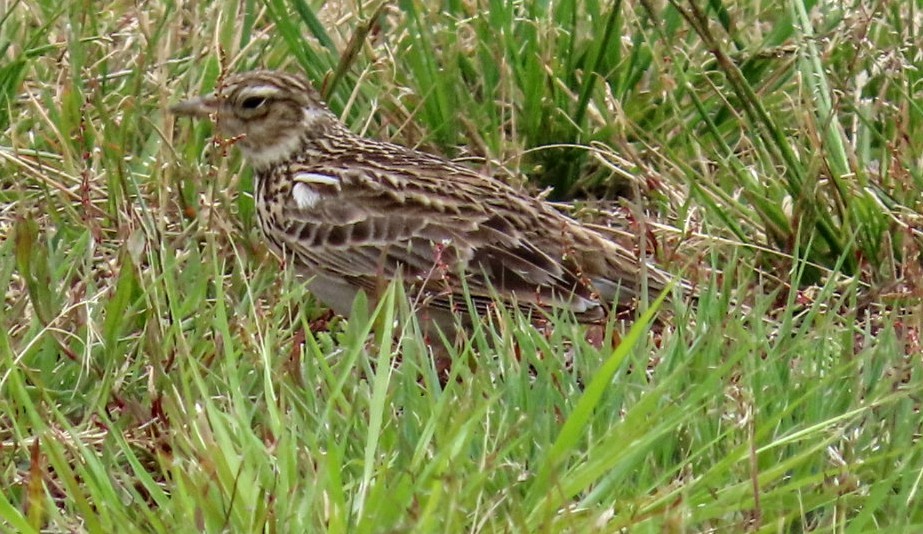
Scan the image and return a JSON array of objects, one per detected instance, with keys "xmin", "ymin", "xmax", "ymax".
[{"xmin": 267, "ymin": 157, "xmax": 650, "ymax": 319}]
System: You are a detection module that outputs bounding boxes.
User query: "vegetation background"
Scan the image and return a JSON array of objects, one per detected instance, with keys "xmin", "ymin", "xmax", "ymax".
[{"xmin": 2, "ymin": 0, "xmax": 922, "ymax": 530}]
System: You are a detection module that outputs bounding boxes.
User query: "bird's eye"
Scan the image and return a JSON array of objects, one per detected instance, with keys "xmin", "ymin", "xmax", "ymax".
[{"xmin": 240, "ymin": 96, "xmax": 267, "ymax": 110}]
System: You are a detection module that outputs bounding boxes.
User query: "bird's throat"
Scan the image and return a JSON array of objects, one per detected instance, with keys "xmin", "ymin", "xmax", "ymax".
[
  {"xmin": 242, "ymin": 108, "xmax": 337, "ymax": 170},
  {"xmin": 242, "ymin": 132, "xmax": 306, "ymax": 171}
]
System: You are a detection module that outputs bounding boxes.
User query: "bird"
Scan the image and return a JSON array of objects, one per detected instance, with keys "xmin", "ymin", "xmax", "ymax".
[{"xmin": 170, "ymin": 69, "xmax": 680, "ymax": 336}]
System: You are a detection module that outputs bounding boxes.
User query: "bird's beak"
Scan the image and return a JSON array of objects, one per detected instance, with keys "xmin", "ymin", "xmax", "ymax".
[{"xmin": 169, "ymin": 95, "xmax": 219, "ymax": 118}]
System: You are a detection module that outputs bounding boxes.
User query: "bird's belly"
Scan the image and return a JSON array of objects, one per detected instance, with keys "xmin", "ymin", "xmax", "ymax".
[{"xmin": 304, "ymin": 273, "xmax": 360, "ymax": 316}]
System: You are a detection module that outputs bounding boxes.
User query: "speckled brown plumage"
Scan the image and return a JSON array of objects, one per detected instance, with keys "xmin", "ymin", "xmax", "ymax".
[{"xmin": 171, "ymin": 70, "xmax": 679, "ymax": 330}]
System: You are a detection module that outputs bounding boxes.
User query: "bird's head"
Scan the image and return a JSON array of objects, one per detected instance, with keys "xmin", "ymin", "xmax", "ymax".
[{"xmin": 170, "ymin": 70, "xmax": 338, "ymax": 169}]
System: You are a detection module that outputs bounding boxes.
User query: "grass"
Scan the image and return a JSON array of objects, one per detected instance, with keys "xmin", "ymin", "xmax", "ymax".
[{"xmin": 2, "ymin": 0, "xmax": 922, "ymax": 531}]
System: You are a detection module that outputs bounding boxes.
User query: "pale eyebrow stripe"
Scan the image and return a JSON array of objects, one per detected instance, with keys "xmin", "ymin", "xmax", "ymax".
[{"xmin": 237, "ymin": 85, "xmax": 282, "ymax": 98}]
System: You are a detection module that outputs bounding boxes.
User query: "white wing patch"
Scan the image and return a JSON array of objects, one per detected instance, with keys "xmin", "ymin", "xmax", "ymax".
[
  {"xmin": 291, "ymin": 172, "xmax": 340, "ymax": 209},
  {"xmin": 292, "ymin": 182, "xmax": 321, "ymax": 209},
  {"xmin": 294, "ymin": 172, "xmax": 341, "ymax": 188}
]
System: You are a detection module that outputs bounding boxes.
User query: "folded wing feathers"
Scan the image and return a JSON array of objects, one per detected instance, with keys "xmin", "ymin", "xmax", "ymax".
[{"xmin": 273, "ymin": 150, "xmax": 668, "ymax": 319}]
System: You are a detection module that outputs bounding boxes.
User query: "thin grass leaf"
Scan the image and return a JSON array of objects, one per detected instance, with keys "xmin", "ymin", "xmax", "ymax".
[
  {"xmin": 355, "ymin": 281, "xmax": 398, "ymax": 519},
  {"xmin": 527, "ymin": 285, "xmax": 670, "ymax": 510}
]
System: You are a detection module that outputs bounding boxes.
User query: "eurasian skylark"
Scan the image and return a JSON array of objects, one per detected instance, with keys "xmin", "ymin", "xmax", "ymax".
[{"xmin": 171, "ymin": 70, "xmax": 678, "ymax": 332}]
